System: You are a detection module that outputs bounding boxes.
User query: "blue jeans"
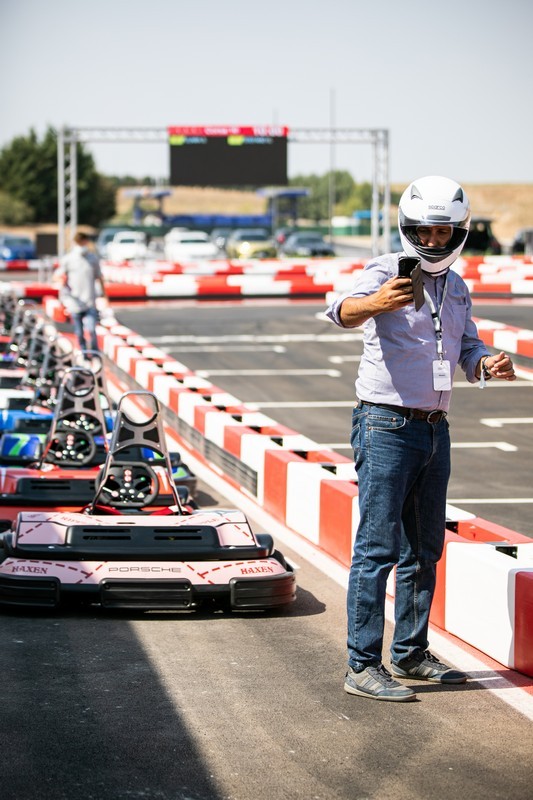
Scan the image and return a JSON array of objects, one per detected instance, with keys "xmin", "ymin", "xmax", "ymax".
[
  {"xmin": 72, "ymin": 307, "xmax": 99, "ymax": 353},
  {"xmin": 347, "ymin": 404, "xmax": 450, "ymax": 670}
]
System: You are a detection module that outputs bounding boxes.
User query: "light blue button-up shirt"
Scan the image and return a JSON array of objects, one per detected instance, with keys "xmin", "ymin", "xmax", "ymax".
[{"xmin": 325, "ymin": 253, "xmax": 488, "ymax": 412}]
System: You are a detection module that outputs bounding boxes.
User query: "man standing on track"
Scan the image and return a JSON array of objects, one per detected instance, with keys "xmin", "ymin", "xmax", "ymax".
[
  {"xmin": 326, "ymin": 175, "xmax": 516, "ymax": 702},
  {"xmin": 55, "ymin": 231, "xmax": 107, "ymax": 354}
]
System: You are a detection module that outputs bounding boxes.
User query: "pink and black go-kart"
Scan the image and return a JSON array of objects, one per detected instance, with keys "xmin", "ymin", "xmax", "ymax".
[{"xmin": 0, "ymin": 391, "xmax": 295, "ymax": 611}]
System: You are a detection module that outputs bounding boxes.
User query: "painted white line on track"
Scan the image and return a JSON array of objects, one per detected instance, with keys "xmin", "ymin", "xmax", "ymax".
[
  {"xmin": 452, "ymin": 380, "xmax": 533, "ymax": 388},
  {"xmin": 448, "ymin": 497, "xmax": 533, "ymax": 505},
  {"xmin": 481, "ymin": 417, "xmax": 533, "ymax": 427},
  {"xmin": 106, "ymin": 375, "xmax": 533, "ymax": 721},
  {"xmin": 196, "ymin": 369, "xmax": 342, "ymax": 378},
  {"xmin": 329, "ymin": 355, "xmax": 362, "ymax": 364},
  {"xmin": 451, "ymin": 441, "xmax": 518, "ymax": 451},
  {"xmin": 244, "ymin": 400, "xmax": 354, "ymax": 408},
  {"xmin": 150, "ymin": 333, "xmax": 364, "ymax": 344},
  {"xmin": 165, "ymin": 345, "xmax": 286, "ymax": 353},
  {"xmin": 318, "ymin": 441, "xmax": 519, "ymax": 452},
  {"xmin": 243, "ymin": 394, "xmax": 531, "ymax": 409}
]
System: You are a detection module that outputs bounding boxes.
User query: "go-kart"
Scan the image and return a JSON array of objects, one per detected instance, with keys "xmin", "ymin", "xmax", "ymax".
[
  {"xmin": 0, "ymin": 290, "xmax": 19, "ymax": 341},
  {"xmin": 0, "ymin": 366, "xmax": 113, "ymax": 520},
  {"xmin": 0, "ymin": 309, "xmax": 42, "ymax": 388},
  {"xmin": 0, "ymin": 367, "xmax": 196, "ymax": 519},
  {"xmin": 0, "ymin": 338, "xmax": 115, "ymax": 437},
  {"xmin": 0, "ymin": 391, "xmax": 295, "ymax": 611},
  {"xmin": 0, "ymin": 332, "xmax": 196, "ymax": 493},
  {"xmin": 0, "ymin": 330, "xmax": 75, "ymax": 424},
  {"xmin": 0, "ymin": 302, "xmax": 42, "ymax": 373}
]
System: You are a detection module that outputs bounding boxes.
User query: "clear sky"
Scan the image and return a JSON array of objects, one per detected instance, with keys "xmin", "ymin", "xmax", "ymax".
[{"xmin": 1, "ymin": 0, "xmax": 532, "ymax": 187}]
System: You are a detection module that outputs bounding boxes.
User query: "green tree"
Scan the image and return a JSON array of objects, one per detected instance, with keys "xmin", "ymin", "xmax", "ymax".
[
  {"xmin": 336, "ymin": 180, "xmax": 373, "ymax": 216},
  {"xmin": 0, "ymin": 190, "xmax": 34, "ymax": 225},
  {"xmin": 0, "ymin": 126, "xmax": 115, "ymax": 226},
  {"xmin": 289, "ymin": 171, "xmax": 359, "ymax": 221},
  {"xmin": 107, "ymin": 175, "xmax": 157, "ymax": 188}
]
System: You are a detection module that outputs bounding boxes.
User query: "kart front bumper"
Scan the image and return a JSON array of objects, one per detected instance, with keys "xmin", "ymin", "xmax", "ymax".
[{"xmin": 0, "ymin": 570, "xmax": 296, "ymax": 610}]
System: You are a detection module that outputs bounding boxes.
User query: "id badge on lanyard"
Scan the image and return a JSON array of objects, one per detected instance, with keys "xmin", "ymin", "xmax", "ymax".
[{"xmin": 424, "ymin": 278, "xmax": 452, "ymax": 392}]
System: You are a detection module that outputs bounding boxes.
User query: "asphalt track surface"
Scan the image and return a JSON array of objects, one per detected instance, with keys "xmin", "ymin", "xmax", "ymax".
[{"xmin": 1, "ymin": 293, "xmax": 532, "ymax": 800}]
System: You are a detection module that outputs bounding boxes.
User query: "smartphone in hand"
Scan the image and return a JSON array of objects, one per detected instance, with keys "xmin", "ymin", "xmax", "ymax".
[
  {"xmin": 398, "ymin": 256, "xmax": 421, "ymax": 278},
  {"xmin": 398, "ymin": 256, "xmax": 424, "ymax": 310}
]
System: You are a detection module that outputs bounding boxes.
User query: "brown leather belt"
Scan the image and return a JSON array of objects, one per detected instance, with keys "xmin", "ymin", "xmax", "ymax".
[{"xmin": 358, "ymin": 401, "xmax": 447, "ymax": 424}]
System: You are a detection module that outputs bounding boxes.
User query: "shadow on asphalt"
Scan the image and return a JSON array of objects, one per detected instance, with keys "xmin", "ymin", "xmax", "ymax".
[{"xmin": 0, "ymin": 611, "xmax": 224, "ymax": 800}]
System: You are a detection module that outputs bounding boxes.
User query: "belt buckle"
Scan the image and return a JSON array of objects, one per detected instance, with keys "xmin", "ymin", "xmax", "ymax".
[{"xmin": 427, "ymin": 410, "xmax": 443, "ymax": 423}]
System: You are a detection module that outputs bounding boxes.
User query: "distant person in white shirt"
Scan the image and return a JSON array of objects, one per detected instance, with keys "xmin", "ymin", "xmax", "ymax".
[{"xmin": 55, "ymin": 232, "xmax": 107, "ymax": 354}]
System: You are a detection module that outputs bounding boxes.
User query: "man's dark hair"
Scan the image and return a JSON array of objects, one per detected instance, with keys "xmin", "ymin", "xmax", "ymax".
[{"xmin": 73, "ymin": 232, "xmax": 90, "ymax": 245}]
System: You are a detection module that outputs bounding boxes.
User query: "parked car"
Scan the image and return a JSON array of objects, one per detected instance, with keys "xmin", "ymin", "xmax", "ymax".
[
  {"xmin": 106, "ymin": 230, "xmax": 148, "ymax": 261},
  {"xmin": 210, "ymin": 227, "xmax": 233, "ymax": 252},
  {"xmin": 0, "ymin": 234, "xmax": 36, "ymax": 260},
  {"xmin": 463, "ymin": 217, "xmax": 501, "ymax": 255},
  {"xmin": 96, "ymin": 227, "xmax": 120, "ymax": 258},
  {"xmin": 225, "ymin": 229, "xmax": 276, "ymax": 259},
  {"xmin": 279, "ymin": 231, "xmax": 335, "ymax": 258},
  {"xmin": 274, "ymin": 226, "xmax": 298, "ymax": 246},
  {"xmin": 511, "ymin": 227, "xmax": 533, "ymax": 255},
  {"xmin": 164, "ymin": 229, "xmax": 218, "ymax": 261}
]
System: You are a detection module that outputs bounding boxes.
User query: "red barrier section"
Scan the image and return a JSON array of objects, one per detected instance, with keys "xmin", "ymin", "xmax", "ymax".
[
  {"xmin": 300, "ymin": 450, "xmax": 352, "ymax": 465},
  {"xmin": 107, "ymin": 284, "xmax": 149, "ymax": 298},
  {"xmin": 223, "ymin": 425, "xmax": 254, "ymax": 458},
  {"xmin": 263, "ymin": 450, "xmax": 304, "ymax": 521},
  {"xmin": 515, "ymin": 572, "xmax": 533, "ymax": 676},
  {"xmin": 456, "ymin": 518, "xmax": 532, "ymax": 544},
  {"xmin": 194, "ymin": 403, "xmax": 215, "ymax": 435},
  {"xmin": 197, "ymin": 277, "xmax": 243, "ymax": 295},
  {"xmin": 319, "ymin": 479, "xmax": 358, "ymax": 566}
]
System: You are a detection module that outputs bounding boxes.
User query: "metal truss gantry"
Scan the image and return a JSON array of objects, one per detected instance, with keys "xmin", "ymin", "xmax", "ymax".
[{"xmin": 57, "ymin": 126, "xmax": 390, "ymax": 259}]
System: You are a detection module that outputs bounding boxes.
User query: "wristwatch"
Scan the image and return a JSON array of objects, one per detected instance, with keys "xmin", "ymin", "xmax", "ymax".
[{"xmin": 481, "ymin": 355, "xmax": 492, "ymax": 380}]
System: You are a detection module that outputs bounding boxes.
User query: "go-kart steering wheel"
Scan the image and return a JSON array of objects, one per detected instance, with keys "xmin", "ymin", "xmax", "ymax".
[
  {"xmin": 58, "ymin": 412, "xmax": 103, "ymax": 435},
  {"xmin": 97, "ymin": 462, "xmax": 159, "ymax": 508},
  {"xmin": 45, "ymin": 430, "xmax": 97, "ymax": 465}
]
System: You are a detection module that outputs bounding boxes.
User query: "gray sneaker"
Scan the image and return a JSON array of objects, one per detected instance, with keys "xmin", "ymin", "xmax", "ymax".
[
  {"xmin": 344, "ymin": 664, "xmax": 417, "ymax": 702},
  {"xmin": 391, "ymin": 650, "xmax": 467, "ymax": 684}
]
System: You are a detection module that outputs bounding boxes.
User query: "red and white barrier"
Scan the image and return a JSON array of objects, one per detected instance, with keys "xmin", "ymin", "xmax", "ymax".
[
  {"xmin": 43, "ymin": 295, "xmax": 69, "ymax": 323},
  {"xmin": 99, "ymin": 254, "xmax": 533, "ymax": 298},
  {"xmin": 445, "ymin": 540, "xmax": 533, "ymax": 675},
  {"xmin": 474, "ymin": 317, "xmax": 533, "ymax": 359},
  {"xmin": 7, "ymin": 255, "xmax": 533, "ymax": 303},
  {"xmin": 0, "ymin": 259, "xmax": 45, "ymax": 271}
]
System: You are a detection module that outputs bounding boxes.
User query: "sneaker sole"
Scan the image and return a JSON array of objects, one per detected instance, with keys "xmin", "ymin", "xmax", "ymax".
[
  {"xmin": 344, "ymin": 682, "xmax": 417, "ymax": 702},
  {"xmin": 390, "ymin": 667, "xmax": 467, "ymax": 684}
]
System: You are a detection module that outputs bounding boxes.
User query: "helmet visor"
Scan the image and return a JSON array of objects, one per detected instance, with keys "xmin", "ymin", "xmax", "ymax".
[{"xmin": 401, "ymin": 224, "xmax": 468, "ymax": 263}]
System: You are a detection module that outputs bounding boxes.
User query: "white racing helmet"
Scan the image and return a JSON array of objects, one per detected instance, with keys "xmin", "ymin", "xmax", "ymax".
[{"xmin": 398, "ymin": 176, "xmax": 471, "ymax": 274}]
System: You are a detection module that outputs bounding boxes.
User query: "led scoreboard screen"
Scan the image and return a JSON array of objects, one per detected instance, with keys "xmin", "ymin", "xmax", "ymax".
[{"xmin": 168, "ymin": 125, "xmax": 288, "ymax": 187}]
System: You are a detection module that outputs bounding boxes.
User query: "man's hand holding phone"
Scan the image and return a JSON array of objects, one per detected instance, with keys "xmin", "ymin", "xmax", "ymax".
[{"xmin": 396, "ymin": 256, "xmax": 424, "ymax": 310}]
